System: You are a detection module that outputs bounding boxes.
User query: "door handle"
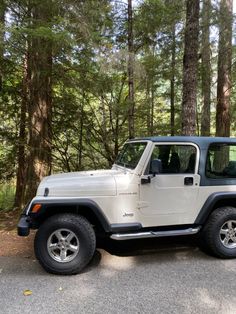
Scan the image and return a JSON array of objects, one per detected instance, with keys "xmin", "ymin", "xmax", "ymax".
[{"xmin": 184, "ymin": 177, "xmax": 193, "ymax": 186}]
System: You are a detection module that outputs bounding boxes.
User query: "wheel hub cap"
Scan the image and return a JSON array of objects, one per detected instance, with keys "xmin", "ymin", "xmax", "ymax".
[
  {"xmin": 219, "ymin": 220, "xmax": 236, "ymax": 249},
  {"xmin": 47, "ymin": 229, "xmax": 80, "ymax": 263}
]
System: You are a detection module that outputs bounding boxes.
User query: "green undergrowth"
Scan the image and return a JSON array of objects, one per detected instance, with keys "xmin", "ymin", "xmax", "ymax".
[{"xmin": 0, "ymin": 183, "xmax": 15, "ymax": 211}]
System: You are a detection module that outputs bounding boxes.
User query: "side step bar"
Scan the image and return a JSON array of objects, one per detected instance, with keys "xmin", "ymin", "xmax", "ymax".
[{"xmin": 110, "ymin": 227, "xmax": 201, "ymax": 241}]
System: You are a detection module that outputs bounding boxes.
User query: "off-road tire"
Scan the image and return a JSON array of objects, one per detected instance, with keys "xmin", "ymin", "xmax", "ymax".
[
  {"xmin": 201, "ymin": 206, "xmax": 236, "ymax": 258},
  {"xmin": 34, "ymin": 214, "xmax": 96, "ymax": 275}
]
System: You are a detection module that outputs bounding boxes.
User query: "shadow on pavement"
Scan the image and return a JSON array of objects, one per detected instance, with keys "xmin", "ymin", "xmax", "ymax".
[
  {"xmin": 83, "ymin": 250, "xmax": 102, "ymax": 274},
  {"xmin": 97, "ymin": 234, "xmax": 203, "ymax": 257}
]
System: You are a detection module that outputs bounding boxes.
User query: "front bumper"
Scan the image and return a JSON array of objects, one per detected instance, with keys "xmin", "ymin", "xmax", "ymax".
[{"xmin": 17, "ymin": 215, "xmax": 30, "ymax": 236}]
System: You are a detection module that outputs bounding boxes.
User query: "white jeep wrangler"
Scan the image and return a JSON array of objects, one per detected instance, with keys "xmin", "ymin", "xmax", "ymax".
[{"xmin": 18, "ymin": 136, "xmax": 236, "ymax": 274}]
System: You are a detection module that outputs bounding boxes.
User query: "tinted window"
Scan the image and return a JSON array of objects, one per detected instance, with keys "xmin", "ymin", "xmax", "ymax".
[
  {"xmin": 115, "ymin": 142, "xmax": 147, "ymax": 169},
  {"xmin": 206, "ymin": 144, "xmax": 236, "ymax": 178},
  {"xmin": 149, "ymin": 145, "xmax": 197, "ymax": 174}
]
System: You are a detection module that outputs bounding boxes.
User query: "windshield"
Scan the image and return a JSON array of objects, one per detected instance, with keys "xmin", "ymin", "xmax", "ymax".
[{"xmin": 115, "ymin": 142, "xmax": 147, "ymax": 169}]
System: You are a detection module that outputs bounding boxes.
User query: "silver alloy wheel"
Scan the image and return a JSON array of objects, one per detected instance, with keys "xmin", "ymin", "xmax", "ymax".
[
  {"xmin": 219, "ymin": 220, "xmax": 236, "ymax": 249},
  {"xmin": 47, "ymin": 229, "xmax": 80, "ymax": 263}
]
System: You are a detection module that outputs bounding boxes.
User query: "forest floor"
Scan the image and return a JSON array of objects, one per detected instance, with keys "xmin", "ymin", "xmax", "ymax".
[{"xmin": 0, "ymin": 210, "xmax": 34, "ymax": 257}]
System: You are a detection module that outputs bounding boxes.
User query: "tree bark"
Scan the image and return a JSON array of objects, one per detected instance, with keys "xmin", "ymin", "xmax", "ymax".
[
  {"xmin": 78, "ymin": 103, "xmax": 84, "ymax": 171},
  {"xmin": 150, "ymin": 78, "xmax": 154, "ymax": 136},
  {"xmin": 201, "ymin": 0, "xmax": 211, "ymax": 136},
  {"xmin": 25, "ymin": 2, "xmax": 52, "ymax": 201},
  {"xmin": 0, "ymin": 0, "xmax": 5, "ymax": 92},
  {"xmin": 215, "ymin": 0, "xmax": 233, "ymax": 137},
  {"xmin": 127, "ymin": 0, "xmax": 135, "ymax": 139},
  {"xmin": 181, "ymin": 0, "xmax": 200, "ymax": 136},
  {"xmin": 170, "ymin": 24, "xmax": 176, "ymax": 136},
  {"xmin": 14, "ymin": 52, "xmax": 28, "ymax": 209}
]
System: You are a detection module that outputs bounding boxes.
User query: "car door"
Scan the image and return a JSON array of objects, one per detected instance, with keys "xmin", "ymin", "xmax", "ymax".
[{"xmin": 139, "ymin": 143, "xmax": 200, "ymax": 226}]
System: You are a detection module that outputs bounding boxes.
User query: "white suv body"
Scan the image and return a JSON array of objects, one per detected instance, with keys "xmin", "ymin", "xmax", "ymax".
[{"xmin": 18, "ymin": 137, "xmax": 236, "ymax": 274}]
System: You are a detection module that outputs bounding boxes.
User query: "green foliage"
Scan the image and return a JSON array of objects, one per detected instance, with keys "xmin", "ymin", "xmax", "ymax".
[
  {"xmin": 0, "ymin": 0, "xmax": 236, "ymax": 209},
  {"xmin": 0, "ymin": 183, "xmax": 15, "ymax": 211}
]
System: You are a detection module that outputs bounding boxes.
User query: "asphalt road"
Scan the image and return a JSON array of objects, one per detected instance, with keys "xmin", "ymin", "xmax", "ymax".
[{"xmin": 0, "ymin": 237, "xmax": 236, "ymax": 314}]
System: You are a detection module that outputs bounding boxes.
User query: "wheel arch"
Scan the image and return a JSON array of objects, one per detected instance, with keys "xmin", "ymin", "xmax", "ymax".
[
  {"xmin": 195, "ymin": 192, "xmax": 236, "ymax": 224},
  {"xmin": 29, "ymin": 199, "xmax": 111, "ymax": 233}
]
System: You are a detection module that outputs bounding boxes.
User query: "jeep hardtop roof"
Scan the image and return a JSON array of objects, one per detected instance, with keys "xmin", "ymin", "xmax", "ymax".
[{"xmin": 129, "ymin": 136, "xmax": 236, "ymax": 149}]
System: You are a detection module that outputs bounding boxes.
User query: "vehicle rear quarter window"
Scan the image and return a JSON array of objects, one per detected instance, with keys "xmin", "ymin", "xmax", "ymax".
[
  {"xmin": 149, "ymin": 144, "xmax": 197, "ymax": 174},
  {"xmin": 206, "ymin": 144, "xmax": 236, "ymax": 178}
]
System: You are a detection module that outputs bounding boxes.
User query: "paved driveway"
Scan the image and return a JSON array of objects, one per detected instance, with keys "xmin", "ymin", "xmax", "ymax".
[{"xmin": 0, "ymin": 236, "xmax": 236, "ymax": 314}]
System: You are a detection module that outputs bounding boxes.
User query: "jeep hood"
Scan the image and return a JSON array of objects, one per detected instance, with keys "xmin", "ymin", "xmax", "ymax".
[{"xmin": 36, "ymin": 169, "xmax": 123, "ymax": 197}]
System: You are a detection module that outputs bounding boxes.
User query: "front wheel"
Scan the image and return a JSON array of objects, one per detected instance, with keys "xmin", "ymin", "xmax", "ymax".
[
  {"xmin": 201, "ymin": 206, "xmax": 236, "ymax": 258},
  {"xmin": 34, "ymin": 214, "xmax": 96, "ymax": 275}
]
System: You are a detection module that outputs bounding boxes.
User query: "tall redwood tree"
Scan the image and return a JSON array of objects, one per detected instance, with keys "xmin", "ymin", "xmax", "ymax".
[
  {"xmin": 25, "ymin": 1, "xmax": 53, "ymax": 201},
  {"xmin": 201, "ymin": 0, "xmax": 211, "ymax": 136},
  {"xmin": 0, "ymin": 0, "xmax": 5, "ymax": 91},
  {"xmin": 127, "ymin": 0, "xmax": 135, "ymax": 139},
  {"xmin": 181, "ymin": 0, "xmax": 200, "ymax": 136},
  {"xmin": 215, "ymin": 0, "xmax": 233, "ymax": 137}
]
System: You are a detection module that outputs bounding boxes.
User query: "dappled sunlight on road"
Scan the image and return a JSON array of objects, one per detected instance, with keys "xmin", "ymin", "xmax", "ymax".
[
  {"xmin": 196, "ymin": 288, "xmax": 236, "ymax": 314},
  {"xmin": 1, "ymin": 237, "xmax": 236, "ymax": 313},
  {"xmin": 198, "ymin": 288, "xmax": 222, "ymax": 311},
  {"xmin": 100, "ymin": 251, "xmax": 136, "ymax": 271},
  {"xmin": 220, "ymin": 259, "xmax": 236, "ymax": 273}
]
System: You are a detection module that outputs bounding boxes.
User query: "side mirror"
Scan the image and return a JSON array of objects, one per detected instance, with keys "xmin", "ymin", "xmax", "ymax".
[
  {"xmin": 150, "ymin": 159, "xmax": 162, "ymax": 175},
  {"xmin": 141, "ymin": 159, "xmax": 162, "ymax": 185},
  {"xmin": 141, "ymin": 176, "xmax": 151, "ymax": 184}
]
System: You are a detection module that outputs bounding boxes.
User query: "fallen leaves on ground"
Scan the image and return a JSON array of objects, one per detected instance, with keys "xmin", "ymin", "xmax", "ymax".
[{"xmin": 23, "ymin": 290, "xmax": 32, "ymax": 296}]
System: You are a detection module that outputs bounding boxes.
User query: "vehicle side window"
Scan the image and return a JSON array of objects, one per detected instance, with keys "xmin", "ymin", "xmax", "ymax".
[
  {"xmin": 149, "ymin": 145, "xmax": 197, "ymax": 174},
  {"xmin": 206, "ymin": 144, "xmax": 236, "ymax": 178}
]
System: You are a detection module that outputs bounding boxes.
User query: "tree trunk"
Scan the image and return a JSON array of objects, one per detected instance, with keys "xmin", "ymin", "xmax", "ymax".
[
  {"xmin": 78, "ymin": 104, "xmax": 84, "ymax": 171},
  {"xmin": 14, "ymin": 53, "xmax": 28, "ymax": 209},
  {"xmin": 181, "ymin": 0, "xmax": 200, "ymax": 136},
  {"xmin": 170, "ymin": 24, "xmax": 176, "ymax": 136},
  {"xmin": 25, "ymin": 2, "xmax": 52, "ymax": 201},
  {"xmin": 150, "ymin": 79, "xmax": 154, "ymax": 136},
  {"xmin": 215, "ymin": 0, "xmax": 233, "ymax": 137},
  {"xmin": 146, "ymin": 80, "xmax": 150, "ymax": 134},
  {"xmin": 0, "ymin": 0, "xmax": 5, "ymax": 92},
  {"xmin": 201, "ymin": 0, "xmax": 211, "ymax": 136},
  {"xmin": 127, "ymin": 0, "xmax": 135, "ymax": 139}
]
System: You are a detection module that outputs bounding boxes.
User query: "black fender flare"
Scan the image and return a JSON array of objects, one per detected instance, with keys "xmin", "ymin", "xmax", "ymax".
[
  {"xmin": 195, "ymin": 192, "xmax": 236, "ymax": 224},
  {"xmin": 27, "ymin": 198, "xmax": 112, "ymax": 232}
]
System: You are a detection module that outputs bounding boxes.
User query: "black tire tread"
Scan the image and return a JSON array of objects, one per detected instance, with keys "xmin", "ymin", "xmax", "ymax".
[
  {"xmin": 34, "ymin": 213, "xmax": 96, "ymax": 275},
  {"xmin": 202, "ymin": 206, "xmax": 236, "ymax": 258}
]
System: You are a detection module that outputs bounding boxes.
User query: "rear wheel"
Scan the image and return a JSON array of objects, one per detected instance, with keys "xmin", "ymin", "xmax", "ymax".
[
  {"xmin": 202, "ymin": 206, "xmax": 236, "ymax": 258},
  {"xmin": 34, "ymin": 214, "xmax": 96, "ymax": 275}
]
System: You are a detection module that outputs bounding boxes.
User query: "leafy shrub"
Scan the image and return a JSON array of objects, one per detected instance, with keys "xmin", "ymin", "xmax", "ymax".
[{"xmin": 0, "ymin": 184, "xmax": 15, "ymax": 211}]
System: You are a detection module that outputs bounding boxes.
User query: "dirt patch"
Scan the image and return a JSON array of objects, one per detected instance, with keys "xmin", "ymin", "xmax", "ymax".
[
  {"xmin": 0, "ymin": 209, "xmax": 21, "ymax": 231},
  {"xmin": 0, "ymin": 230, "xmax": 35, "ymax": 257},
  {"xmin": 0, "ymin": 210, "xmax": 35, "ymax": 258}
]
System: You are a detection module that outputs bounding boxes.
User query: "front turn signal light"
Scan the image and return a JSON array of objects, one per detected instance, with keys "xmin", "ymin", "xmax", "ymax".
[{"xmin": 32, "ymin": 204, "xmax": 42, "ymax": 213}]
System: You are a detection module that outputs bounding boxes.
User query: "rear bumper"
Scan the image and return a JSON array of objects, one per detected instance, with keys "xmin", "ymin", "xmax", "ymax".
[{"xmin": 17, "ymin": 215, "xmax": 30, "ymax": 236}]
